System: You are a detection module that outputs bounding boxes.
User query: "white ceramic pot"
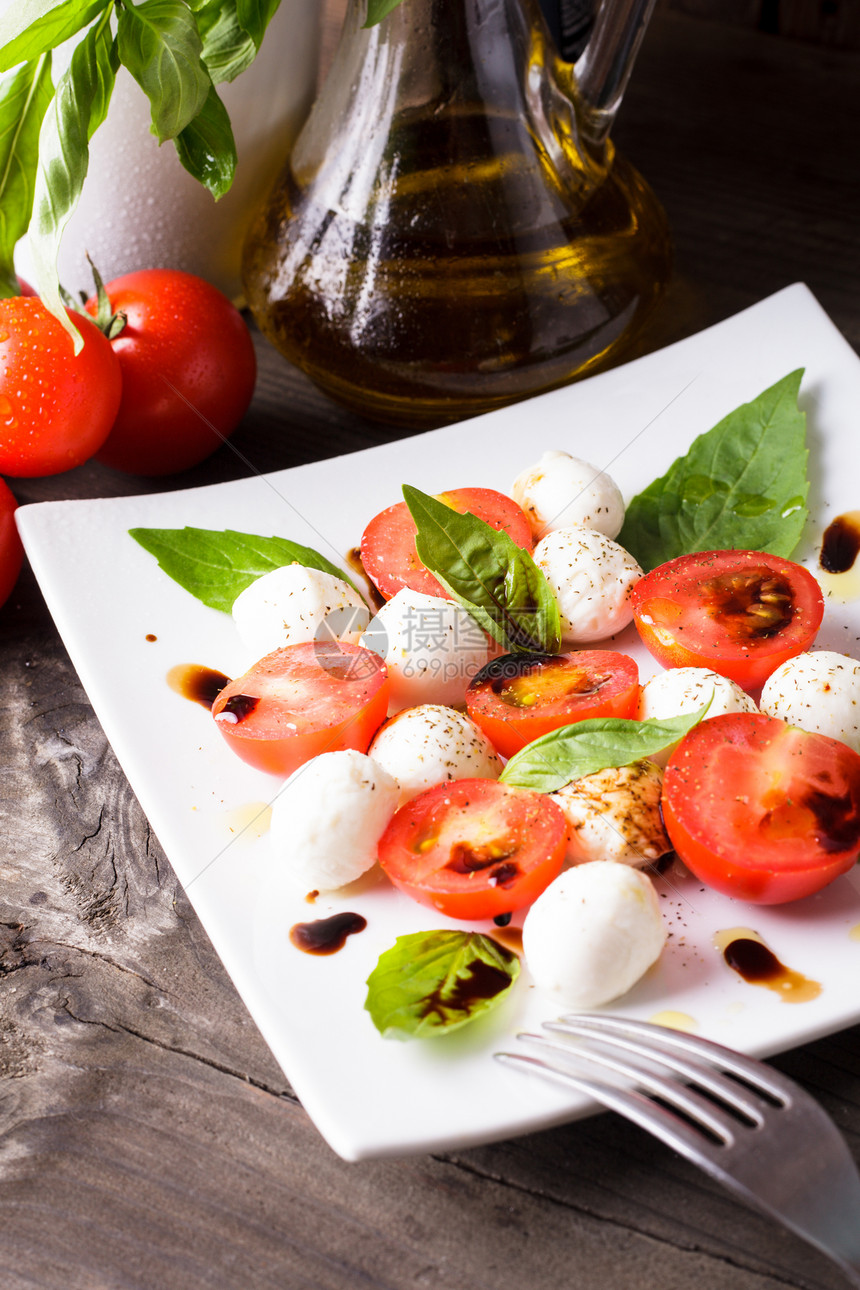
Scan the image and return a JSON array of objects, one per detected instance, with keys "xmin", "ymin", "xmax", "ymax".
[{"xmin": 15, "ymin": 0, "xmax": 322, "ymax": 300}]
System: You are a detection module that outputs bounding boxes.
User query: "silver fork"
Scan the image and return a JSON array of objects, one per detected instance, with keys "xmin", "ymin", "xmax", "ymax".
[{"xmin": 497, "ymin": 1014, "xmax": 860, "ymax": 1286}]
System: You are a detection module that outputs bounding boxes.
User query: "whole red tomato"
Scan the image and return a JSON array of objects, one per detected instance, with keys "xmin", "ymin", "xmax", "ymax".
[
  {"xmin": 87, "ymin": 269, "xmax": 257, "ymax": 476},
  {"xmin": 0, "ymin": 297, "xmax": 121, "ymax": 477},
  {"xmin": 0, "ymin": 477, "xmax": 23, "ymax": 608}
]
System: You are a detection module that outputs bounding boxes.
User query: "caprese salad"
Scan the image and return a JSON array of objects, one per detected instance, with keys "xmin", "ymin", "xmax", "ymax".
[{"xmin": 132, "ymin": 371, "xmax": 860, "ymax": 1038}]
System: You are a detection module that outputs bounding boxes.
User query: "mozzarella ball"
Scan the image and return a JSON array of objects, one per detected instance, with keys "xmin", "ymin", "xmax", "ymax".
[
  {"xmin": 760, "ymin": 651, "xmax": 860, "ymax": 753},
  {"xmin": 512, "ymin": 450, "xmax": 625, "ymax": 540},
  {"xmin": 368, "ymin": 704, "xmax": 502, "ymax": 804},
  {"xmin": 270, "ymin": 750, "xmax": 399, "ymax": 891},
  {"xmin": 232, "ymin": 564, "xmax": 368, "ymax": 659},
  {"xmin": 522, "ymin": 862, "xmax": 666, "ymax": 1009},
  {"xmin": 637, "ymin": 667, "xmax": 758, "ymax": 765},
  {"xmin": 533, "ymin": 527, "xmax": 642, "ymax": 644},
  {"xmin": 359, "ymin": 588, "xmax": 491, "ymax": 712},
  {"xmin": 550, "ymin": 759, "xmax": 670, "ymax": 867}
]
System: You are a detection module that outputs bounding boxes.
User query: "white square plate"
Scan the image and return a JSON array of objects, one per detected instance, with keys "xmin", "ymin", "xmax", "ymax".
[{"xmin": 17, "ymin": 283, "xmax": 860, "ymax": 1161}]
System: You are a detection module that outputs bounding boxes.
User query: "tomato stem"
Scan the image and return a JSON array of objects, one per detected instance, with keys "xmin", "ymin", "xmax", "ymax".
[{"xmin": 86, "ymin": 254, "xmax": 127, "ymax": 340}]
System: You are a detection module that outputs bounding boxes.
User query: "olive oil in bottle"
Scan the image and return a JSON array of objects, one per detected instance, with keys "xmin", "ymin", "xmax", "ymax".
[{"xmin": 242, "ymin": 0, "xmax": 671, "ymax": 427}]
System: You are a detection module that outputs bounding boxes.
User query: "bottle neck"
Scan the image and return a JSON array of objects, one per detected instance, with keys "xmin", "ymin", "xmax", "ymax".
[
  {"xmin": 332, "ymin": 0, "xmax": 544, "ymax": 114},
  {"xmin": 294, "ymin": 0, "xmax": 610, "ymax": 196},
  {"xmin": 328, "ymin": 0, "xmax": 649, "ymax": 148}
]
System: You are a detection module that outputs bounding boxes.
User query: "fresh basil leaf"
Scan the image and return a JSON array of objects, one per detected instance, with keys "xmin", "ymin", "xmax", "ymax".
[
  {"xmin": 173, "ymin": 82, "xmax": 235, "ymax": 197},
  {"xmin": 195, "ymin": 0, "xmax": 256, "ymax": 83},
  {"xmin": 235, "ymin": 0, "xmax": 279, "ymax": 51},
  {"xmin": 129, "ymin": 526, "xmax": 364, "ymax": 613},
  {"xmin": 0, "ymin": 55, "xmax": 54, "ymax": 298},
  {"xmin": 28, "ymin": 12, "xmax": 117, "ymax": 351},
  {"xmin": 619, "ymin": 370, "xmax": 809, "ymax": 571},
  {"xmin": 402, "ymin": 484, "xmax": 561, "ymax": 655},
  {"xmin": 0, "ymin": 0, "xmax": 108, "ymax": 74},
  {"xmin": 117, "ymin": 0, "xmax": 210, "ymax": 142},
  {"xmin": 363, "ymin": 0, "xmax": 405, "ymax": 27},
  {"xmin": 500, "ymin": 703, "xmax": 710, "ymax": 792},
  {"xmin": 365, "ymin": 931, "xmax": 520, "ymax": 1040}
]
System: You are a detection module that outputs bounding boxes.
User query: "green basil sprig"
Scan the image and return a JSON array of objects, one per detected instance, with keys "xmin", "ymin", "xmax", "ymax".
[
  {"xmin": 129, "ymin": 526, "xmax": 364, "ymax": 613},
  {"xmin": 28, "ymin": 8, "xmax": 117, "ymax": 342},
  {"xmin": 117, "ymin": 0, "xmax": 210, "ymax": 142},
  {"xmin": 0, "ymin": 54, "xmax": 54, "ymax": 297},
  {"xmin": 235, "ymin": 0, "xmax": 279, "ymax": 51},
  {"xmin": 173, "ymin": 81, "xmax": 236, "ymax": 200},
  {"xmin": 0, "ymin": 0, "xmax": 281, "ymax": 334},
  {"xmin": 402, "ymin": 484, "xmax": 561, "ymax": 655},
  {"xmin": 365, "ymin": 931, "xmax": 520, "ymax": 1040},
  {"xmin": 500, "ymin": 702, "xmax": 711, "ymax": 793},
  {"xmin": 0, "ymin": 0, "xmax": 107, "ymax": 72},
  {"xmin": 619, "ymin": 370, "xmax": 809, "ymax": 571},
  {"xmin": 195, "ymin": 0, "xmax": 257, "ymax": 84}
]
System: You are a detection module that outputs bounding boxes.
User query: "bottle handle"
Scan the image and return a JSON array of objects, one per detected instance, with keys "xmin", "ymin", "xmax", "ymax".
[{"xmin": 572, "ymin": 0, "xmax": 658, "ymax": 146}]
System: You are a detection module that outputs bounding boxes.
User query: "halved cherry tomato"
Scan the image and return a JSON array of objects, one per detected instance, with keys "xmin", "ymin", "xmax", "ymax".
[
  {"xmin": 360, "ymin": 487, "xmax": 533, "ymax": 601},
  {"xmin": 211, "ymin": 641, "xmax": 389, "ymax": 776},
  {"xmin": 377, "ymin": 778, "xmax": 568, "ymax": 920},
  {"xmin": 465, "ymin": 650, "xmax": 640, "ymax": 759},
  {"xmin": 662, "ymin": 712, "xmax": 860, "ymax": 904},
  {"xmin": 631, "ymin": 550, "xmax": 823, "ymax": 692}
]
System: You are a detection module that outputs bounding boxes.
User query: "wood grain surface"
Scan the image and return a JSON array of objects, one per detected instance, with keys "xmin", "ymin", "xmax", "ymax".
[{"xmin": 2, "ymin": 9, "xmax": 860, "ymax": 1290}]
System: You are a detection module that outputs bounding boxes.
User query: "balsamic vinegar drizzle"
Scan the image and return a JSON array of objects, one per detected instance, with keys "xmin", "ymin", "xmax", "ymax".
[
  {"xmin": 290, "ymin": 912, "xmax": 368, "ymax": 955},
  {"xmin": 167, "ymin": 663, "xmax": 230, "ymax": 709},
  {"xmin": 346, "ymin": 546, "xmax": 385, "ymax": 611},
  {"xmin": 714, "ymin": 928, "xmax": 822, "ymax": 1002},
  {"xmin": 437, "ymin": 959, "xmax": 513, "ymax": 1010},
  {"xmin": 820, "ymin": 511, "xmax": 860, "ymax": 574}
]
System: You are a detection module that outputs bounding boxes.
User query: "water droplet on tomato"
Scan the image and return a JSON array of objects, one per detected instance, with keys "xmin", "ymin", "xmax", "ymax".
[{"xmin": 0, "ymin": 395, "xmax": 12, "ymax": 416}]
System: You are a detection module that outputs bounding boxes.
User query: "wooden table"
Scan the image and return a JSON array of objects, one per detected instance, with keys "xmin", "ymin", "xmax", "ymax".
[{"xmin": 2, "ymin": 10, "xmax": 859, "ymax": 1289}]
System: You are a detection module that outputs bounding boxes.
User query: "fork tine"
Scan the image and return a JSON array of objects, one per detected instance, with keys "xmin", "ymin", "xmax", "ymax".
[
  {"xmin": 495, "ymin": 1050, "xmax": 734, "ymax": 1163},
  {"xmin": 543, "ymin": 1018, "xmax": 768, "ymax": 1125},
  {"xmin": 553, "ymin": 1014, "xmax": 792, "ymax": 1104},
  {"xmin": 517, "ymin": 1031, "xmax": 742, "ymax": 1143}
]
